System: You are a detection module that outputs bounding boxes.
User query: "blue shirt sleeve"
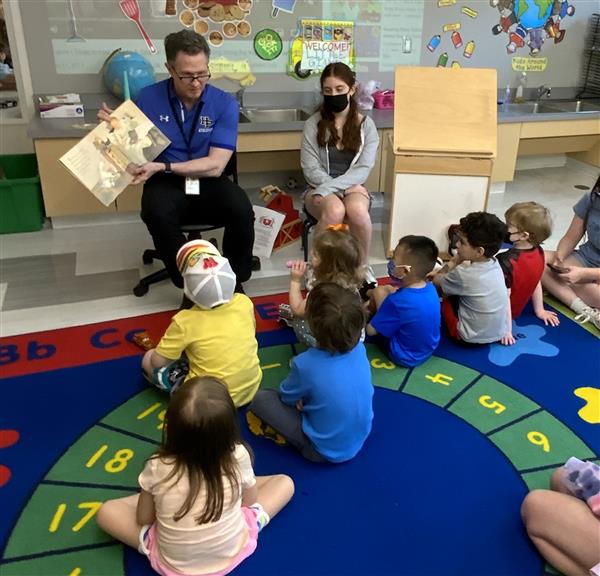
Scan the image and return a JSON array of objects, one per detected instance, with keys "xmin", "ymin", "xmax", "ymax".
[
  {"xmin": 279, "ymin": 358, "xmax": 306, "ymax": 406},
  {"xmin": 210, "ymin": 96, "xmax": 238, "ymax": 151},
  {"xmin": 573, "ymin": 193, "xmax": 591, "ymax": 221},
  {"xmin": 370, "ymin": 293, "xmax": 405, "ymax": 338}
]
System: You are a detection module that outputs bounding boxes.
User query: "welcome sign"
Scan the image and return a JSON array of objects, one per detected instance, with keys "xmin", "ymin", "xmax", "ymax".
[{"xmin": 300, "ymin": 19, "xmax": 354, "ymax": 72}]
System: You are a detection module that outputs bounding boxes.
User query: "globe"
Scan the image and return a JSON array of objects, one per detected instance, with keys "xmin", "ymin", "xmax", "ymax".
[
  {"xmin": 103, "ymin": 50, "xmax": 156, "ymax": 101},
  {"xmin": 515, "ymin": 0, "xmax": 553, "ymax": 31}
]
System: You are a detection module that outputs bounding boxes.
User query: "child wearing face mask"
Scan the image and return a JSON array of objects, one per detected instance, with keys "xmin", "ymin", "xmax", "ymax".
[
  {"xmin": 366, "ymin": 236, "xmax": 441, "ymax": 367},
  {"xmin": 497, "ymin": 201, "xmax": 559, "ymax": 345},
  {"xmin": 301, "ymin": 61, "xmax": 380, "ymax": 282}
]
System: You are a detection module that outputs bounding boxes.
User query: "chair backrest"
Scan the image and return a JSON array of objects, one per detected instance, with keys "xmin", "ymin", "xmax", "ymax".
[{"xmin": 223, "ymin": 151, "xmax": 238, "ymax": 184}]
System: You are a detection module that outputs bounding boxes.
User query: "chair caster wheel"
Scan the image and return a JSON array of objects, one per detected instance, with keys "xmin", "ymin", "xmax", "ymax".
[
  {"xmin": 133, "ymin": 283, "xmax": 149, "ymax": 297},
  {"xmin": 142, "ymin": 250, "xmax": 154, "ymax": 265}
]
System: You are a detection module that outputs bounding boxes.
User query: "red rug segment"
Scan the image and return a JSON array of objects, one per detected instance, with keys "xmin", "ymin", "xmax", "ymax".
[{"xmin": 0, "ymin": 292, "xmax": 288, "ymax": 378}]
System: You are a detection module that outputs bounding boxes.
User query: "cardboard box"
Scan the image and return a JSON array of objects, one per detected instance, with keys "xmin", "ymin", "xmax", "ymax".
[{"xmin": 40, "ymin": 103, "xmax": 84, "ymax": 118}]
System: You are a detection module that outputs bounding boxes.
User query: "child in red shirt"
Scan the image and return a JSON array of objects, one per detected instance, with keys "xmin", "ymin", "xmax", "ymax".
[{"xmin": 498, "ymin": 202, "xmax": 559, "ymax": 345}]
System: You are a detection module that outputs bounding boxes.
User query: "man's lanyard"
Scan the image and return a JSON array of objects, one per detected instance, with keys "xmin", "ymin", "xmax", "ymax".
[{"xmin": 167, "ymin": 82, "xmax": 204, "ymax": 160}]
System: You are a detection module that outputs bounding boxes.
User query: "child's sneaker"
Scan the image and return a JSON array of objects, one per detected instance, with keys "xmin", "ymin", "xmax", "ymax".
[
  {"xmin": 246, "ymin": 411, "xmax": 287, "ymax": 445},
  {"xmin": 148, "ymin": 359, "xmax": 189, "ymax": 395},
  {"xmin": 278, "ymin": 303, "xmax": 294, "ymax": 327},
  {"xmin": 574, "ymin": 305, "xmax": 600, "ymax": 330}
]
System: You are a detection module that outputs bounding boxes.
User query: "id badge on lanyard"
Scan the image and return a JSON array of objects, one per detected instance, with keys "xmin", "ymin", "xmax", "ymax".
[{"xmin": 168, "ymin": 86, "xmax": 203, "ymax": 195}]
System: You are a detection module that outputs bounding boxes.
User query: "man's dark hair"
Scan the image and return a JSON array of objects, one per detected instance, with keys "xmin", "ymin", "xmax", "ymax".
[
  {"xmin": 459, "ymin": 212, "xmax": 506, "ymax": 258},
  {"xmin": 396, "ymin": 235, "xmax": 439, "ymax": 278},
  {"xmin": 306, "ymin": 282, "xmax": 365, "ymax": 354},
  {"xmin": 165, "ymin": 30, "xmax": 210, "ymax": 63}
]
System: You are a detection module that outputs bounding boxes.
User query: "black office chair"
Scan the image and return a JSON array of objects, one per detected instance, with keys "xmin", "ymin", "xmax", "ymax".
[{"xmin": 133, "ymin": 153, "xmax": 240, "ymax": 297}]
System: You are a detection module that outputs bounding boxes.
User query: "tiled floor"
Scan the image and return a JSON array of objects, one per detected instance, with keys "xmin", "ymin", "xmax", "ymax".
[{"xmin": 1, "ymin": 158, "xmax": 597, "ymax": 337}]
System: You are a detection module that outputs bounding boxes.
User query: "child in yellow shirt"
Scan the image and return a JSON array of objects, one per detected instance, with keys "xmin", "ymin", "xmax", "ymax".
[{"xmin": 141, "ymin": 240, "xmax": 261, "ymax": 407}]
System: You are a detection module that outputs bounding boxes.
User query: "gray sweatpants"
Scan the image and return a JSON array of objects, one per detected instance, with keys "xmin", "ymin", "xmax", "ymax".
[{"xmin": 248, "ymin": 389, "xmax": 326, "ymax": 463}]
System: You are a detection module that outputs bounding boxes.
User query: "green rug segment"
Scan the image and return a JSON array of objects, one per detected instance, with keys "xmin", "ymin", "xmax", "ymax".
[
  {"xmin": 489, "ymin": 411, "xmax": 595, "ymax": 471},
  {"xmin": 0, "ymin": 544, "xmax": 124, "ymax": 576},
  {"xmin": 449, "ymin": 376, "xmax": 540, "ymax": 434},
  {"xmin": 365, "ymin": 344, "xmax": 409, "ymax": 391},
  {"xmin": 46, "ymin": 426, "xmax": 156, "ymax": 488},
  {"xmin": 403, "ymin": 357, "xmax": 479, "ymax": 407},
  {"xmin": 102, "ymin": 388, "xmax": 167, "ymax": 443},
  {"xmin": 3, "ymin": 485, "xmax": 133, "ymax": 558}
]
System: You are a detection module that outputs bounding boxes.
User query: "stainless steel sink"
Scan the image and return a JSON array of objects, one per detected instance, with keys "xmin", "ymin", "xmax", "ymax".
[
  {"xmin": 501, "ymin": 100, "xmax": 600, "ymax": 114},
  {"xmin": 501, "ymin": 102, "xmax": 562, "ymax": 114},
  {"xmin": 546, "ymin": 99, "xmax": 600, "ymax": 113},
  {"xmin": 242, "ymin": 108, "xmax": 311, "ymax": 123}
]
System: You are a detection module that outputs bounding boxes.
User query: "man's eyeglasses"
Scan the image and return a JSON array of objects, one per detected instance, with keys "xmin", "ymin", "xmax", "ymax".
[{"xmin": 172, "ymin": 70, "xmax": 211, "ymax": 84}]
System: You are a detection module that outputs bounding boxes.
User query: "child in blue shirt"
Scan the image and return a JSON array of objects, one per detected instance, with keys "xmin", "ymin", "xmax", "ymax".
[
  {"xmin": 367, "ymin": 236, "xmax": 441, "ymax": 367},
  {"xmin": 247, "ymin": 282, "xmax": 373, "ymax": 463}
]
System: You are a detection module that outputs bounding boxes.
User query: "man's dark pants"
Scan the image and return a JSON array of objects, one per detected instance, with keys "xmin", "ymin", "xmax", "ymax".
[{"xmin": 141, "ymin": 172, "xmax": 254, "ymax": 288}]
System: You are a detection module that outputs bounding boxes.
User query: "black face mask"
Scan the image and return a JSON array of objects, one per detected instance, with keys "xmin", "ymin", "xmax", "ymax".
[{"xmin": 323, "ymin": 93, "xmax": 349, "ymax": 114}]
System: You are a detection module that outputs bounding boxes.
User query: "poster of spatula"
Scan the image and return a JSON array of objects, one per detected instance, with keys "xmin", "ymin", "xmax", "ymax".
[{"xmin": 119, "ymin": 0, "xmax": 157, "ymax": 54}]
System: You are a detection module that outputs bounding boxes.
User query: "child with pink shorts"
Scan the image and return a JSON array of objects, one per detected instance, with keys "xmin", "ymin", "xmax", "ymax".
[{"xmin": 96, "ymin": 377, "xmax": 294, "ymax": 576}]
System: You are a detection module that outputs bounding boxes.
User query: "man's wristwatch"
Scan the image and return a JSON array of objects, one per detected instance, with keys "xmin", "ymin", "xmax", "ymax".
[{"xmin": 163, "ymin": 162, "xmax": 173, "ymax": 174}]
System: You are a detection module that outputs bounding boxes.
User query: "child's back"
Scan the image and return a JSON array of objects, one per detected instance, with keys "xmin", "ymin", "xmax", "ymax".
[
  {"xmin": 498, "ymin": 245, "xmax": 545, "ymax": 317},
  {"xmin": 281, "ymin": 342, "xmax": 373, "ymax": 462},
  {"xmin": 435, "ymin": 212, "xmax": 508, "ymax": 344},
  {"xmin": 371, "ymin": 283, "xmax": 440, "ymax": 366},
  {"xmin": 441, "ymin": 258, "xmax": 507, "ymax": 342},
  {"xmin": 157, "ymin": 292, "xmax": 261, "ymax": 406},
  {"xmin": 147, "ymin": 240, "xmax": 261, "ymax": 406},
  {"xmin": 139, "ymin": 443, "xmax": 254, "ymax": 574},
  {"xmin": 369, "ymin": 236, "xmax": 441, "ymax": 366},
  {"xmin": 498, "ymin": 202, "xmax": 552, "ymax": 319}
]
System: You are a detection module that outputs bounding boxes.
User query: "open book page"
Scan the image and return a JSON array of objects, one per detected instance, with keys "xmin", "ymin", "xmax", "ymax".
[{"xmin": 59, "ymin": 100, "xmax": 170, "ymax": 206}]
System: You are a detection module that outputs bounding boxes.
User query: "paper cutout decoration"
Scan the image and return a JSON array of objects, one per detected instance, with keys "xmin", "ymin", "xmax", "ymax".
[
  {"xmin": 254, "ymin": 29, "xmax": 283, "ymax": 61},
  {"xmin": 271, "ymin": 0, "xmax": 296, "ymax": 17}
]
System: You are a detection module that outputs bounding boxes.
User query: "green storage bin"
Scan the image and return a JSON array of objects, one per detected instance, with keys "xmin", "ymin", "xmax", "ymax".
[{"xmin": 0, "ymin": 153, "xmax": 44, "ymax": 234}]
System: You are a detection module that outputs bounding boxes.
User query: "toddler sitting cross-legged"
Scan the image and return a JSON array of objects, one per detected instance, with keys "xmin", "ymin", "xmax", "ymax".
[
  {"xmin": 248, "ymin": 282, "xmax": 373, "ymax": 463},
  {"xmin": 367, "ymin": 235, "xmax": 441, "ymax": 367}
]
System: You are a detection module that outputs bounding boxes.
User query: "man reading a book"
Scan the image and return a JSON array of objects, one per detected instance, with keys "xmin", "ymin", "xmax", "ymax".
[{"xmin": 99, "ymin": 30, "xmax": 254, "ymax": 292}]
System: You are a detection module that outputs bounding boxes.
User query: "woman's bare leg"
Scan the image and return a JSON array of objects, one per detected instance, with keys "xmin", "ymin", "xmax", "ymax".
[
  {"xmin": 521, "ymin": 489, "xmax": 600, "ymax": 575},
  {"xmin": 344, "ymin": 186, "xmax": 372, "ymax": 265}
]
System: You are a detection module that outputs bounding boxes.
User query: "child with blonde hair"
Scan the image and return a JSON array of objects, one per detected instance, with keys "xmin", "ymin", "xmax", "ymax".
[
  {"xmin": 280, "ymin": 225, "xmax": 364, "ymax": 347},
  {"xmin": 498, "ymin": 201, "xmax": 559, "ymax": 345},
  {"xmin": 97, "ymin": 377, "xmax": 294, "ymax": 576}
]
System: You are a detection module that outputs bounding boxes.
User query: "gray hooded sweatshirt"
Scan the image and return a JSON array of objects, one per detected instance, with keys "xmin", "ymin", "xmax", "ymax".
[{"xmin": 300, "ymin": 112, "xmax": 380, "ymax": 198}]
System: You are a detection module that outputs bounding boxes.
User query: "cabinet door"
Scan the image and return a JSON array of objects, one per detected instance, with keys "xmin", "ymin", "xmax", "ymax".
[
  {"xmin": 35, "ymin": 139, "xmax": 114, "ymax": 217},
  {"xmin": 386, "ymin": 172, "xmax": 489, "ymax": 256}
]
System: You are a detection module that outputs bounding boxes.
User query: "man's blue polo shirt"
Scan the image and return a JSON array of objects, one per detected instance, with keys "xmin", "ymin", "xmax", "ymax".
[{"xmin": 135, "ymin": 79, "xmax": 238, "ymax": 163}]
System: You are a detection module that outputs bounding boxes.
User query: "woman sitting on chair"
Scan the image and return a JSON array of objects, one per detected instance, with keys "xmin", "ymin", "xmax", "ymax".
[{"xmin": 301, "ymin": 62, "xmax": 380, "ymax": 280}]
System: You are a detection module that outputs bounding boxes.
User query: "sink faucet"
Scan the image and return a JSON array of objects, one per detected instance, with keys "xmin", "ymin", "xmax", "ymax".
[
  {"xmin": 535, "ymin": 85, "xmax": 552, "ymax": 100},
  {"xmin": 235, "ymin": 87, "xmax": 246, "ymax": 110}
]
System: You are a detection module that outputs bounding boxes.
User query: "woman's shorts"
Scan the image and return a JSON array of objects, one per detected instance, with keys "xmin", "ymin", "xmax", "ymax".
[{"xmin": 138, "ymin": 507, "xmax": 259, "ymax": 576}]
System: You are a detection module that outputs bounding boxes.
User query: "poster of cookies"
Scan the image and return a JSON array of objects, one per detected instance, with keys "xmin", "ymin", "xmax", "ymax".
[{"xmin": 178, "ymin": 0, "xmax": 254, "ymax": 48}]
